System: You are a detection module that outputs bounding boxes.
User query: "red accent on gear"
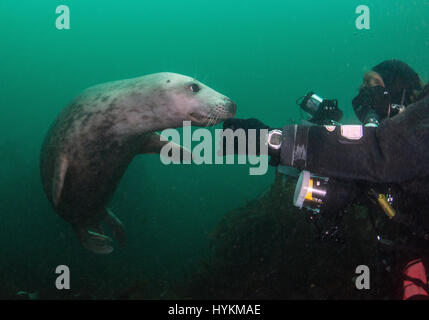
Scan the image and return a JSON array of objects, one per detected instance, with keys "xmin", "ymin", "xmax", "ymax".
[{"xmin": 403, "ymin": 259, "xmax": 429, "ymax": 300}]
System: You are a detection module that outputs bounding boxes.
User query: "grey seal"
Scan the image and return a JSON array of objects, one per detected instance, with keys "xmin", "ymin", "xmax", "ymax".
[{"xmin": 40, "ymin": 72, "xmax": 236, "ymax": 254}]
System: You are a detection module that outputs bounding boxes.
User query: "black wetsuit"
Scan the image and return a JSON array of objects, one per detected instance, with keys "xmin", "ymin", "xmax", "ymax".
[{"xmin": 280, "ymin": 96, "xmax": 429, "ymax": 240}]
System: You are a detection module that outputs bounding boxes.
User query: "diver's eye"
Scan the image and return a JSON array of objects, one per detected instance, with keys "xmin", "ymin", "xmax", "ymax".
[{"xmin": 189, "ymin": 83, "xmax": 200, "ymax": 93}]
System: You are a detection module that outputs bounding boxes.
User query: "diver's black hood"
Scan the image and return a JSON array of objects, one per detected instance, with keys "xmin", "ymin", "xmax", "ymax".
[{"xmin": 372, "ymin": 59, "xmax": 422, "ymax": 105}]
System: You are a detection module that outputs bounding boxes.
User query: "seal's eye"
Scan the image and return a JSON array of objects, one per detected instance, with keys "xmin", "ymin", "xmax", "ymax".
[{"xmin": 189, "ymin": 83, "xmax": 200, "ymax": 93}]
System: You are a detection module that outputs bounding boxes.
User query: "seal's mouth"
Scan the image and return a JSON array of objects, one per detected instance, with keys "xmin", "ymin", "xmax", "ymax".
[
  {"xmin": 189, "ymin": 110, "xmax": 234, "ymax": 127},
  {"xmin": 189, "ymin": 102, "xmax": 236, "ymax": 127},
  {"xmin": 189, "ymin": 112, "xmax": 208, "ymax": 124}
]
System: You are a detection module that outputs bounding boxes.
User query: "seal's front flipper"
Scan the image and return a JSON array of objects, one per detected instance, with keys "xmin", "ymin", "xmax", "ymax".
[
  {"xmin": 73, "ymin": 225, "xmax": 114, "ymax": 254},
  {"xmin": 104, "ymin": 208, "xmax": 126, "ymax": 247},
  {"xmin": 140, "ymin": 132, "xmax": 192, "ymax": 163},
  {"xmin": 52, "ymin": 154, "xmax": 68, "ymax": 208}
]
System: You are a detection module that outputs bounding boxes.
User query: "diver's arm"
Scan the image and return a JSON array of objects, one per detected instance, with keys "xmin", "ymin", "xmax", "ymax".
[{"xmin": 279, "ymin": 97, "xmax": 429, "ymax": 183}]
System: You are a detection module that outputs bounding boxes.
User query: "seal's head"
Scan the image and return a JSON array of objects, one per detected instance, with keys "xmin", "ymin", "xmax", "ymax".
[{"xmin": 156, "ymin": 72, "xmax": 236, "ymax": 127}]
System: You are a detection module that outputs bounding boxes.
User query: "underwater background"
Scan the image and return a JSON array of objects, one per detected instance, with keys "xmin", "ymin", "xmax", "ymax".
[{"xmin": 0, "ymin": 0, "xmax": 428, "ymax": 299}]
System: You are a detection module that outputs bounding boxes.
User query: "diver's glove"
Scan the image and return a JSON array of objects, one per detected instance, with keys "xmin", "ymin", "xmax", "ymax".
[
  {"xmin": 221, "ymin": 118, "xmax": 280, "ymax": 165},
  {"xmin": 221, "ymin": 118, "xmax": 269, "ymax": 156}
]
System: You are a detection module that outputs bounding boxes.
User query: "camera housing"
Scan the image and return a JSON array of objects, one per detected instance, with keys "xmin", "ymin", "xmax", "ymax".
[{"xmin": 298, "ymin": 92, "xmax": 343, "ymax": 125}]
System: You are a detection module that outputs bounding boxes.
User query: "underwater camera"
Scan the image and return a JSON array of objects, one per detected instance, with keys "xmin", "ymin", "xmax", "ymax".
[
  {"xmin": 297, "ymin": 92, "xmax": 343, "ymax": 125},
  {"xmin": 293, "ymin": 171, "xmax": 357, "ymax": 214},
  {"xmin": 293, "ymin": 171, "xmax": 398, "ymax": 220}
]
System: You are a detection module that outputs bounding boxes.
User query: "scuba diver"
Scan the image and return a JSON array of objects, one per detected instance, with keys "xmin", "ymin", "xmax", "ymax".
[
  {"xmin": 352, "ymin": 59, "xmax": 424, "ymax": 126},
  {"xmin": 221, "ymin": 60, "xmax": 428, "ymax": 299}
]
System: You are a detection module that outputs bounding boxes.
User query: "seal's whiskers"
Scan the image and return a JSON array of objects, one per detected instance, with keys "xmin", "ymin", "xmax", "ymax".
[{"xmin": 206, "ymin": 110, "xmax": 215, "ymax": 127}]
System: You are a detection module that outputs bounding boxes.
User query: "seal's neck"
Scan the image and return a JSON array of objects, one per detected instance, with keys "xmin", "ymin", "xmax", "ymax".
[{"xmin": 110, "ymin": 101, "xmax": 186, "ymax": 138}]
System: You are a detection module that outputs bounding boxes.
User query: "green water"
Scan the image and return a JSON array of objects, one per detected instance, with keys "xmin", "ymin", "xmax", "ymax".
[{"xmin": 0, "ymin": 0, "xmax": 428, "ymax": 299}]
